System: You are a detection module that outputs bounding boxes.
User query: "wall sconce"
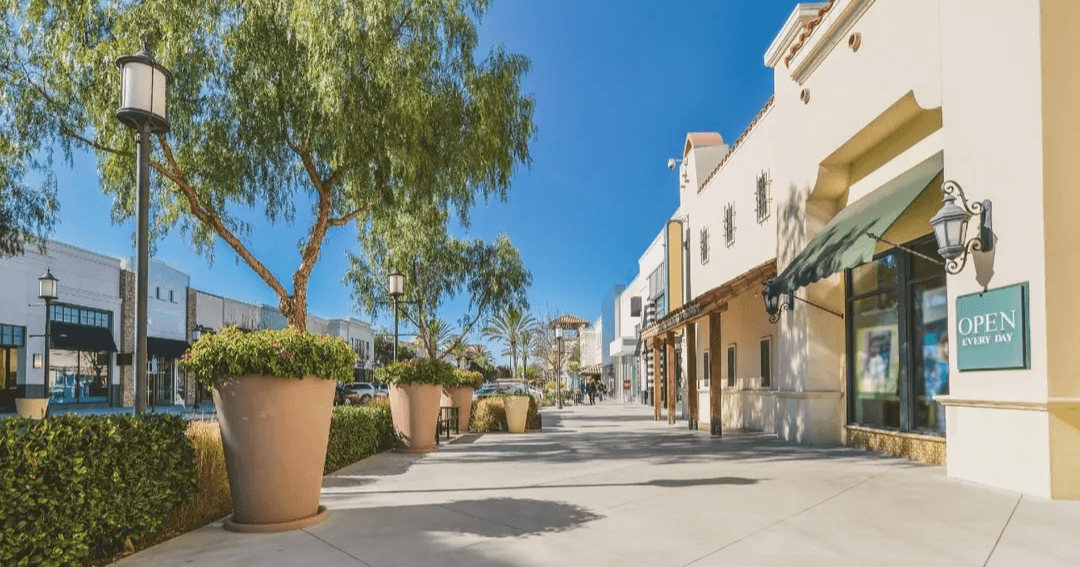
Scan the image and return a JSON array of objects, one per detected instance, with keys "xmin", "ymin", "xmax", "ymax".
[
  {"xmin": 762, "ymin": 282, "xmax": 793, "ymax": 324},
  {"xmin": 33, "ymin": 354, "xmax": 42, "ymax": 369},
  {"xmin": 929, "ymin": 180, "xmax": 993, "ymax": 274}
]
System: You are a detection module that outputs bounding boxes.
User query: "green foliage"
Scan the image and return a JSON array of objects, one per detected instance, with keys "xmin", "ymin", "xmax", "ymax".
[
  {"xmin": 469, "ymin": 394, "xmax": 540, "ymax": 432},
  {"xmin": 0, "ymin": 414, "xmax": 197, "ymax": 566},
  {"xmin": 376, "ymin": 358, "xmax": 455, "ymax": 386},
  {"xmin": 449, "ymin": 369, "xmax": 484, "ymax": 388},
  {"xmin": 374, "ymin": 334, "xmax": 416, "ymax": 368},
  {"xmin": 482, "ymin": 306, "xmax": 539, "ymax": 379},
  {"xmin": 179, "ymin": 326, "xmax": 356, "ymax": 387},
  {"xmin": 0, "ymin": 0, "xmax": 535, "ymax": 327},
  {"xmin": 324, "ymin": 406, "xmax": 395, "ymax": 475}
]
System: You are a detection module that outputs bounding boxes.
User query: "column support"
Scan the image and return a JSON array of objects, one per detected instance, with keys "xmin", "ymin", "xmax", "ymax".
[
  {"xmin": 666, "ymin": 331, "xmax": 676, "ymax": 425},
  {"xmin": 686, "ymin": 322, "xmax": 699, "ymax": 430},
  {"xmin": 709, "ymin": 312, "xmax": 723, "ymax": 436},
  {"xmin": 652, "ymin": 338, "xmax": 662, "ymax": 421}
]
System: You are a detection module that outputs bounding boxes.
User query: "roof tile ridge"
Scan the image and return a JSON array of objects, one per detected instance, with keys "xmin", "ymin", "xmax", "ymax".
[
  {"xmin": 784, "ymin": 0, "xmax": 837, "ymax": 68},
  {"xmin": 697, "ymin": 94, "xmax": 776, "ymax": 193}
]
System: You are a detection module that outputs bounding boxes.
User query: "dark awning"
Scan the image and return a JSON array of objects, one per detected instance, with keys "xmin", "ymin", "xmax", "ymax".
[
  {"xmin": 768, "ymin": 162, "xmax": 942, "ymax": 297},
  {"xmin": 51, "ymin": 321, "xmax": 118, "ymax": 353},
  {"xmin": 147, "ymin": 337, "xmax": 191, "ymax": 359}
]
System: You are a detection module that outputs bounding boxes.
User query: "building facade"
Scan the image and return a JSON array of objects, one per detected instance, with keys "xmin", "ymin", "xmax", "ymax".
[{"xmin": 617, "ymin": 0, "xmax": 1080, "ymax": 499}]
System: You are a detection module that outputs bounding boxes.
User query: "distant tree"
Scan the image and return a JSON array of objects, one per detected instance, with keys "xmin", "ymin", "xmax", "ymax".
[
  {"xmin": 482, "ymin": 306, "xmax": 538, "ymax": 380},
  {"xmin": 374, "ymin": 334, "xmax": 415, "ymax": 368}
]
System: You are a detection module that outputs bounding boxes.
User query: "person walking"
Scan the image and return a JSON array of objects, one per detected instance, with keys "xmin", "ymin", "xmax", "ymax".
[{"xmin": 587, "ymin": 381, "xmax": 596, "ymax": 405}]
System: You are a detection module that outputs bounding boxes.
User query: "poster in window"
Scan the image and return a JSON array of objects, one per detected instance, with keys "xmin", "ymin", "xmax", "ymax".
[{"xmin": 856, "ymin": 326, "xmax": 899, "ymax": 394}]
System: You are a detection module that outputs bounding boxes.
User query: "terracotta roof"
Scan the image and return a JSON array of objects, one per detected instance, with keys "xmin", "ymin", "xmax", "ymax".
[
  {"xmin": 697, "ymin": 95, "xmax": 775, "ymax": 193},
  {"xmin": 579, "ymin": 363, "xmax": 603, "ymax": 375},
  {"xmin": 549, "ymin": 314, "xmax": 589, "ymax": 329},
  {"xmin": 686, "ymin": 132, "xmax": 725, "ymax": 147},
  {"xmin": 784, "ymin": 0, "xmax": 837, "ymax": 67}
]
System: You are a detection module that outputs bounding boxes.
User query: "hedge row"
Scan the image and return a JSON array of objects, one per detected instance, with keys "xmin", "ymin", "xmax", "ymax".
[
  {"xmin": 0, "ymin": 414, "xmax": 198, "ymax": 567},
  {"xmin": 470, "ymin": 395, "xmax": 541, "ymax": 432},
  {"xmin": 324, "ymin": 405, "xmax": 396, "ymax": 474}
]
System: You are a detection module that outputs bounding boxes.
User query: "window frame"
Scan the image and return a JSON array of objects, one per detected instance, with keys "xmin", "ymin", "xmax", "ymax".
[
  {"xmin": 723, "ymin": 203, "xmax": 736, "ymax": 247},
  {"xmin": 755, "ymin": 170, "xmax": 772, "ymax": 223},
  {"xmin": 726, "ymin": 344, "xmax": 736, "ymax": 388},
  {"xmin": 760, "ymin": 336, "xmax": 772, "ymax": 388},
  {"xmin": 703, "ymin": 350, "xmax": 710, "ymax": 387}
]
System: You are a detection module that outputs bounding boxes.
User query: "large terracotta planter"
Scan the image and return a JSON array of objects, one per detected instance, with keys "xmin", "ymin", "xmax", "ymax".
[
  {"xmin": 389, "ymin": 383, "xmax": 443, "ymax": 452},
  {"xmin": 213, "ymin": 375, "xmax": 335, "ymax": 533},
  {"xmin": 504, "ymin": 396, "xmax": 529, "ymax": 433},
  {"xmin": 15, "ymin": 398, "xmax": 48, "ymax": 419},
  {"xmin": 440, "ymin": 386, "xmax": 474, "ymax": 432}
]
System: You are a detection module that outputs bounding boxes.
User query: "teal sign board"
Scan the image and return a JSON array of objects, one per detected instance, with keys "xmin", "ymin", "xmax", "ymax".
[{"xmin": 955, "ymin": 282, "xmax": 1029, "ymax": 371}]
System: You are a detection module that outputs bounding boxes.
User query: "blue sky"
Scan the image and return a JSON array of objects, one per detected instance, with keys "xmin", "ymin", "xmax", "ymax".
[{"xmin": 48, "ymin": 1, "xmax": 796, "ymax": 361}]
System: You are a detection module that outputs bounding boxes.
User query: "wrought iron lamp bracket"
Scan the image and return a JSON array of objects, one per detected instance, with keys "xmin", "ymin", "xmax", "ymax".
[{"xmin": 941, "ymin": 180, "xmax": 993, "ymax": 275}]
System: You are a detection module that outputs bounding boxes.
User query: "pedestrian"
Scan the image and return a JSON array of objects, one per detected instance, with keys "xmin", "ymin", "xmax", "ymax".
[{"xmin": 587, "ymin": 381, "xmax": 596, "ymax": 405}]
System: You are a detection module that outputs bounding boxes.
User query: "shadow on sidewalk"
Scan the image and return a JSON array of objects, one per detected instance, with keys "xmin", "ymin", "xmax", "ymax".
[{"xmin": 321, "ymin": 473, "xmax": 761, "ymax": 496}]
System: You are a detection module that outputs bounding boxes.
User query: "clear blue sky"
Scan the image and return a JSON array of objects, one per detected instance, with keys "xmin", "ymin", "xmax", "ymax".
[{"xmin": 48, "ymin": 1, "xmax": 797, "ymax": 361}]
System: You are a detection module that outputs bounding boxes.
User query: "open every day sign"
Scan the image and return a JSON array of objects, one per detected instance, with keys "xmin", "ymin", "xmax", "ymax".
[{"xmin": 955, "ymin": 282, "xmax": 1030, "ymax": 371}]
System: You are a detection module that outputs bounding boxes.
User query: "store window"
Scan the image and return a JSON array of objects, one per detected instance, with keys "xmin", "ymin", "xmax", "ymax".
[
  {"xmin": 847, "ymin": 236, "xmax": 948, "ymax": 435},
  {"xmin": 0, "ymin": 326, "xmax": 22, "ymax": 411},
  {"xmin": 49, "ymin": 350, "xmax": 109, "ymax": 404},
  {"xmin": 703, "ymin": 351, "xmax": 710, "ymax": 387}
]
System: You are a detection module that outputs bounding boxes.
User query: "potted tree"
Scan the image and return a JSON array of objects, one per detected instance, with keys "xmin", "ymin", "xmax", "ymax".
[
  {"xmin": 378, "ymin": 359, "xmax": 454, "ymax": 452},
  {"xmin": 443, "ymin": 369, "xmax": 483, "ymax": 432},
  {"xmin": 504, "ymin": 393, "xmax": 530, "ymax": 433},
  {"xmin": 179, "ymin": 326, "xmax": 355, "ymax": 533}
]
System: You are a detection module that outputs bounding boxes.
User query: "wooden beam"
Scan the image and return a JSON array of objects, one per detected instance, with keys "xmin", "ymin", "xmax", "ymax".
[
  {"xmin": 709, "ymin": 311, "xmax": 723, "ymax": 436},
  {"xmin": 653, "ymin": 340, "xmax": 662, "ymax": 421},
  {"xmin": 686, "ymin": 321, "xmax": 699, "ymax": 430},
  {"xmin": 666, "ymin": 331, "xmax": 677, "ymax": 425}
]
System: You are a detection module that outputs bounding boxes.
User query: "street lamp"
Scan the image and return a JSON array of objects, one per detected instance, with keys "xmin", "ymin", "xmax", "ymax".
[
  {"xmin": 116, "ymin": 41, "xmax": 173, "ymax": 414},
  {"xmin": 762, "ymin": 281, "xmax": 793, "ymax": 324},
  {"xmin": 38, "ymin": 269, "xmax": 58, "ymax": 404},
  {"xmin": 555, "ymin": 327, "xmax": 564, "ymax": 409},
  {"xmin": 388, "ymin": 271, "xmax": 405, "ymax": 363},
  {"xmin": 929, "ymin": 180, "xmax": 993, "ymax": 275}
]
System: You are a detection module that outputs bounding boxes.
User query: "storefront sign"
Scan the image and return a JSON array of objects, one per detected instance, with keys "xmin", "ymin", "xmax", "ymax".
[
  {"xmin": 955, "ymin": 282, "xmax": 1029, "ymax": 370},
  {"xmin": 623, "ymin": 380, "xmax": 631, "ymax": 390}
]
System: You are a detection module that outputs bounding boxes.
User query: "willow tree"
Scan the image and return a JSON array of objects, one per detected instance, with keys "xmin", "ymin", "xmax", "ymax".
[{"xmin": 0, "ymin": 0, "xmax": 534, "ymax": 329}]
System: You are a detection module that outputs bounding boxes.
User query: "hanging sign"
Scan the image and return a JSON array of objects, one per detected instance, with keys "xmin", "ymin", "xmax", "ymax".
[{"xmin": 955, "ymin": 282, "xmax": 1029, "ymax": 371}]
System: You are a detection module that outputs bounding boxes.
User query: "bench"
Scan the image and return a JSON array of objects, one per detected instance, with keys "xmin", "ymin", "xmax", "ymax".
[{"xmin": 435, "ymin": 406, "xmax": 459, "ymax": 445}]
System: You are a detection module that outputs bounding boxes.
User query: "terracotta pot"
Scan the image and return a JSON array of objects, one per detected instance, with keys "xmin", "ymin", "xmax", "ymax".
[
  {"xmin": 15, "ymin": 398, "xmax": 48, "ymax": 419},
  {"xmin": 440, "ymin": 386, "xmax": 474, "ymax": 432},
  {"xmin": 389, "ymin": 383, "xmax": 443, "ymax": 452},
  {"xmin": 504, "ymin": 396, "xmax": 529, "ymax": 433},
  {"xmin": 213, "ymin": 375, "xmax": 335, "ymax": 533}
]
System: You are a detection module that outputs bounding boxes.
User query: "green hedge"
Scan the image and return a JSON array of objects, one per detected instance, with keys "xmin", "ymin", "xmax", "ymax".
[
  {"xmin": 470, "ymin": 395, "xmax": 541, "ymax": 432},
  {"xmin": 324, "ymin": 406, "xmax": 396, "ymax": 474},
  {"xmin": 0, "ymin": 414, "xmax": 197, "ymax": 566},
  {"xmin": 376, "ymin": 358, "xmax": 455, "ymax": 386}
]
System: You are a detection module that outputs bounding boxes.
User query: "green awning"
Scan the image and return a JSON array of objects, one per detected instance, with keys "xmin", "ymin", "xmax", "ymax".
[{"xmin": 769, "ymin": 164, "xmax": 942, "ymax": 296}]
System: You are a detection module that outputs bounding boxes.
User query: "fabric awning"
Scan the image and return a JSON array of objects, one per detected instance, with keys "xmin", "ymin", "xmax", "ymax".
[
  {"xmin": 50, "ymin": 322, "xmax": 118, "ymax": 353},
  {"xmin": 768, "ymin": 164, "xmax": 942, "ymax": 297},
  {"xmin": 147, "ymin": 337, "xmax": 191, "ymax": 359}
]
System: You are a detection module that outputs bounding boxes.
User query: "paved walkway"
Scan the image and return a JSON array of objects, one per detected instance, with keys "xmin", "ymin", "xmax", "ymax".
[{"xmin": 114, "ymin": 402, "xmax": 1080, "ymax": 567}]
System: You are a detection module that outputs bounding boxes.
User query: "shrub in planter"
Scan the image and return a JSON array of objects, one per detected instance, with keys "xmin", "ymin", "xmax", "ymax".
[
  {"xmin": 470, "ymin": 394, "xmax": 540, "ymax": 432},
  {"xmin": 324, "ymin": 405, "xmax": 396, "ymax": 474},
  {"xmin": 443, "ymin": 369, "xmax": 484, "ymax": 432},
  {"xmin": 179, "ymin": 326, "xmax": 355, "ymax": 532},
  {"xmin": 377, "ymin": 359, "xmax": 455, "ymax": 451},
  {"xmin": 0, "ymin": 413, "xmax": 197, "ymax": 567}
]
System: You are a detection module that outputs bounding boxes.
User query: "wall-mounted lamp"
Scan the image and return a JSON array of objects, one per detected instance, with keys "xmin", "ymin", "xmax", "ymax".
[
  {"xmin": 762, "ymin": 283, "xmax": 794, "ymax": 324},
  {"xmin": 929, "ymin": 180, "xmax": 993, "ymax": 275},
  {"xmin": 33, "ymin": 354, "xmax": 43, "ymax": 369},
  {"xmin": 666, "ymin": 158, "xmax": 682, "ymax": 171}
]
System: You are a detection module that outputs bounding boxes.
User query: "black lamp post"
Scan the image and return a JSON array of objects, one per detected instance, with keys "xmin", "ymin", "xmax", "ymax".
[
  {"xmin": 38, "ymin": 269, "xmax": 58, "ymax": 402},
  {"xmin": 388, "ymin": 271, "xmax": 405, "ymax": 363},
  {"xmin": 116, "ymin": 41, "xmax": 173, "ymax": 414},
  {"xmin": 555, "ymin": 327, "xmax": 564, "ymax": 409}
]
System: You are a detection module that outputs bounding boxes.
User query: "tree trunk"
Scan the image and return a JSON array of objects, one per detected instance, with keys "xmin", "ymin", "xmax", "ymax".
[{"xmin": 279, "ymin": 295, "xmax": 307, "ymax": 331}]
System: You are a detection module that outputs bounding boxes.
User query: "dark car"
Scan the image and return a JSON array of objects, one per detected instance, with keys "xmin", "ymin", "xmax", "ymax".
[{"xmin": 334, "ymin": 384, "xmax": 362, "ymax": 406}]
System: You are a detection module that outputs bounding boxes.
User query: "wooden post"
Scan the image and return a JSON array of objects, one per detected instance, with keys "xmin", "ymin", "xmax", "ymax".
[
  {"xmin": 686, "ymin": 322, "xmax": 698, "ymax": 430},
  {"xmin": 666, "ymin": 331, "xmax": 676, "ymax": 425},
  {"xmin": 652, "ymin": 339, "xmax": 662, "ymax": 421},
  {"xmin": 709, "ymin": 312, "xmax": 723, "ymax": 436}
]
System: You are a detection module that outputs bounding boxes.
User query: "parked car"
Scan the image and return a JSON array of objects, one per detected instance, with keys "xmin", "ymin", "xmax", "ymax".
[
  {"xmin": 345, "ymin": 382, "xmax": 389, "ymax": 404},
  {"xmin": 474, "ymin": 382, "xmax": 529, "ymax": 399},
  {"xmin": 334, "ymin": 384, "xmax": 362, "ymax": 406}
]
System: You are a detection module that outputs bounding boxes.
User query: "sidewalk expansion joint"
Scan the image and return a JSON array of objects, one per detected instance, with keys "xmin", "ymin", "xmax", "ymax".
[
  {"xmin": 302, "ymin": 527, "xmax": 376, "ymax": 567},
  {"xmin": 982, "ymin": 495, "xmax": 1022, "ymax": 567}
]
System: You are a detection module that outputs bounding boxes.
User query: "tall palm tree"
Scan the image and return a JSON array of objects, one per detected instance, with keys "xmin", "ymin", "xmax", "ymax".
[
  {"xmin": 518, "ymin": 329, "xmax": 538, "ymax": 382},
  {"xmin": 482, "ymin": 306, "xmax": 537, "ymax": 379}
]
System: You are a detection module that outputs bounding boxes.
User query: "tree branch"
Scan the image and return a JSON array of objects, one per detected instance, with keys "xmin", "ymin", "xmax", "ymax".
[
  {"xmin": 155, "ymin": 134, "xmax": 291, "ymax": 302},
  {"xmin": 59, "ymin": 126, "xmax": 132, "ymax": 158}
]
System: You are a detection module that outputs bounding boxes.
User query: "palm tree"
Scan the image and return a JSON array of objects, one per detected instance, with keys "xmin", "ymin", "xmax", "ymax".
[
  {"xmin": 482, "ymin": 306, "xmax": 537, "ymax": 379},
  {"xmin": 518, "ymin": 329, "xmax": 538, "ymax": 383},
  {"xmin": 420, "ymin": 318, "xmax": 455, "ymax": 361}
]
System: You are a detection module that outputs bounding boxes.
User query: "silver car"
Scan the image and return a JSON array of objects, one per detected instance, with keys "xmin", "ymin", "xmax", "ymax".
[{"xmin": 345, "ymin": 382, "xmax": 389, "ymax": 404}]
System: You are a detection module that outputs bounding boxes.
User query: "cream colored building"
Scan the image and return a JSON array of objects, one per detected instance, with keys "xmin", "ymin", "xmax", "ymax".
[{"xmin": 633, "ymin": 0, "xmax": 1080, "ymax": 499}]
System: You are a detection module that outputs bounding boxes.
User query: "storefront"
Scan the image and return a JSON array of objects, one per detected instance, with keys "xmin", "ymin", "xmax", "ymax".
[
  {"xmin": 147, "ymin": 337, "xmax": 191, "ymax": 407},
  {"xmin": 0, "ymin": 324, "xmax": 25, "ymax": 412},
  {"xmin": 48, "ymin": 304, "xmax": 118, "ymax": 405}
]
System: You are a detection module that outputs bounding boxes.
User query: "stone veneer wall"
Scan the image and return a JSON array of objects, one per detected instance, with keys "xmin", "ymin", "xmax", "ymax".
[
  {"xmin": 845, "ymin": 425, "xmax": 946, "ymax": 466},
  {"xmin": 119, "ymin": 269, "xmax": 135, "ymax": 407},
  {"xmin": 185, "ymin": 288, "xmax": 197, "ymax": 403}
]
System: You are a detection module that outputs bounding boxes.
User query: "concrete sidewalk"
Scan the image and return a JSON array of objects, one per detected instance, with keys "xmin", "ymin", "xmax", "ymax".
[{"xmin": 114, "ymin": 402, "xmax": 1080, "ymax": 567}]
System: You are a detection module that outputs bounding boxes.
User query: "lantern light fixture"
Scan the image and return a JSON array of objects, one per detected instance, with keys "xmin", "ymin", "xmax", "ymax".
[
  {"xmin": 37, "ymin": 269, "xmax": 58, "ymax": 301},
  {"xmin": 929, "ymin": 180, "xmax": 993, "ymax": 275},
  {"xmin": 115, "ymin": 41, "xmax": 173, "ymax": 133}
]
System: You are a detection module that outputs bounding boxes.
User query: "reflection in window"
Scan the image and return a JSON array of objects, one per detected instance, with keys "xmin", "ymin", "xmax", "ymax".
[{"xmin": 851, "ymin": 291, "xmax": 901, "ymax": 429}]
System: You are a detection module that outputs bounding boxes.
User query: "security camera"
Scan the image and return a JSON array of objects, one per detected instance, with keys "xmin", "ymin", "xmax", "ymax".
[{"xmin": 667, "ymin": 158, "xmax": 677, "ymax": 170}]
